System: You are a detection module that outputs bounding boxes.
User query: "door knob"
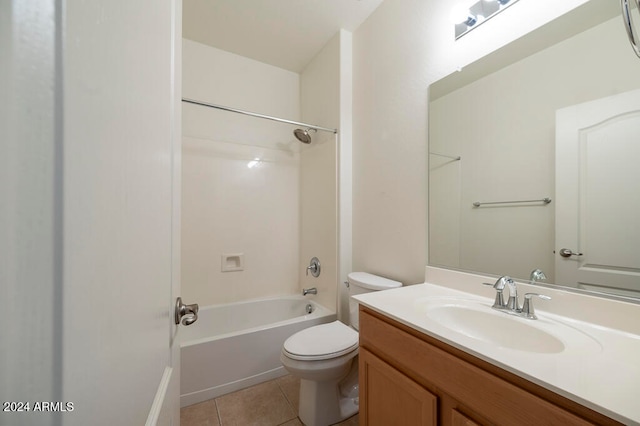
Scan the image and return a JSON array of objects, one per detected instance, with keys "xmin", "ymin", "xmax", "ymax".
[
  {"xmin": 175, "ymin": 297, "xmax": 199, "ymax": 326},
  {"xmin": 559, "ymin": 248, "xmax": 583, "ymax": 258}
]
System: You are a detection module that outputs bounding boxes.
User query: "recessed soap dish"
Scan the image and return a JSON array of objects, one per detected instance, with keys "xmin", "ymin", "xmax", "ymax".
[{"xmin": 221, "ymin": 253, "xmax": 244, "ymax": 272}]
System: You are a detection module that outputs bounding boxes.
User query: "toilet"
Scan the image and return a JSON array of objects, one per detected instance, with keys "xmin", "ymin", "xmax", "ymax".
[{"xmin": 280, "ymin": 272, "xmax": 402, "ymax": 426}]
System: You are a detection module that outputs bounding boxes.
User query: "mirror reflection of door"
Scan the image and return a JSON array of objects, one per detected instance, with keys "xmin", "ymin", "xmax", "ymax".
[{"xmin": 555, "ymin": 89, "xmax": 640, "ymax": 297}]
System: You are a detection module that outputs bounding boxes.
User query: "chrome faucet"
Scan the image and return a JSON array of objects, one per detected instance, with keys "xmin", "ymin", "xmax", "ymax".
[
  {"xmin": 504, "ymin": 277, "xmax": 520, "ymax": 312},
  {"xmin": 483, "ymin": 276, "xmax": 518, "ymax": 311},
  {"xmin": 302, "ymin": 287, "xmax": 317, "ymax": 296},
  {"xmin": 483, "ymin": 276, "xmax": 550, "ymax": 319},
  {"xmin": 529, "ymin": 268, "xmax": 547, "ymax": 285}
]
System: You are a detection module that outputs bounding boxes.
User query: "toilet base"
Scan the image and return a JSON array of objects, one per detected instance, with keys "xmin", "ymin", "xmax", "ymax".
[{"xmin": 298, "ymin": 358, "xmax": 359, "ymax": 426}]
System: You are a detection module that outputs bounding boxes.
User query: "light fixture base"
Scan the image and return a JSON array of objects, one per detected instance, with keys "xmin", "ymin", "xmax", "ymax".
[{"xmin": 454, "ymin": 0, "xmax": 520, "ymax": 40}]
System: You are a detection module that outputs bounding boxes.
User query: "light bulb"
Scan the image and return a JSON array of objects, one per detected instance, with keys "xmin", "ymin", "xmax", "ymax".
[{"xmin": 450, "ymin": 3, "xmax": 472, "ymax": 24}]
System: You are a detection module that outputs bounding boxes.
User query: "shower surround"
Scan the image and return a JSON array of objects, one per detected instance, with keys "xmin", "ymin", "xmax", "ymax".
[{"xmin": 181, "ymin": 37, "xmax": 339, "ymax": 310}]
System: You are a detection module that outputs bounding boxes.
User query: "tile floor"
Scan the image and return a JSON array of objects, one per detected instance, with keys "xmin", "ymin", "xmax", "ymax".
[{"xmin": 180, "ymin": 374, "xmax": 359, "ymax": 426}]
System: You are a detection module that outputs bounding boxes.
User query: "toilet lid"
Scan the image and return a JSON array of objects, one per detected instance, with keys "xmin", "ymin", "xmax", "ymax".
[{"xmin": 283, "ymin": 320, "xmax": 359, "ymax": 361}]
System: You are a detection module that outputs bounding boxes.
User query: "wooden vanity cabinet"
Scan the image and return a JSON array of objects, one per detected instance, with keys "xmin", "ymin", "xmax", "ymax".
[{"xmin": 358, "ymin": 307, "xmax": 621, "ymax": 426}]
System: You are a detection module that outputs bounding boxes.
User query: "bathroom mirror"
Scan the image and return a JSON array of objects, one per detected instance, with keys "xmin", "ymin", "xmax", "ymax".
[{"xmin": 428, "ymin": 0, "xmax": 640, "ymax": 299}]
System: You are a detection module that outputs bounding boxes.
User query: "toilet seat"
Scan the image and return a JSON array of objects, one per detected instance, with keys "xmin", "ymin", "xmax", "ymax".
[{"xmin": 283, "ymin": 321, "xmax": 358, "ymax": 361}]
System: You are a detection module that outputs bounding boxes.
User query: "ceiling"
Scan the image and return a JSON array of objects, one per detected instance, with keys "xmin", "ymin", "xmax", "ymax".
[{"xmin": 183, "ymin": 0, "xmax": 385, "ymax": 73}]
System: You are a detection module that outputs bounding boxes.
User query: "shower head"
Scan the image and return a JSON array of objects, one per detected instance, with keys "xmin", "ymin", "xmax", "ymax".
[{"xmin": 293, "ymin": 127, "xmax": 316, "ymax": 144}]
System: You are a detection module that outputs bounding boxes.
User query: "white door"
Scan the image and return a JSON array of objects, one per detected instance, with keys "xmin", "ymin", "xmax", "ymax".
[
  {"xmin": 4, "ymin": 1, "xmax": 192, "ymax": 425},
  {"xmin": 62, "ymin": 1, "xmax": 186, "ymax": 425},
  {"xmin": 556, "ymin": 89, "xmax": 640, "ymax": 297}
]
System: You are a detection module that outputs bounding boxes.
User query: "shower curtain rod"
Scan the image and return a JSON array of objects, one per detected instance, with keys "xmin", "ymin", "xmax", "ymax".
[{"xmin": 182, "ymin": 98, "xmax": 338, "ymax": 134}]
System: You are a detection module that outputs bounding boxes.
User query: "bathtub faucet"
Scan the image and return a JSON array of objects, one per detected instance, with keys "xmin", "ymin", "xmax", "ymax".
[
  {"xmin": 306, "ymin": 257, "xmax": 321, "ymax": 277},
  {"xmin": 302, "ymin": 287, "xmax": 317, "ymax": 296}
]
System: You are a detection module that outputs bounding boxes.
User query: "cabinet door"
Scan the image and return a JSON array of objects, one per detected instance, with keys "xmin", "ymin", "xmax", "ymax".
[
  {"xmin": 451, "ymin": 409, "xmax": 481, "ymax": 426},
  {"xmin": 360, "ymin": 348, "xmax": 437, "ymax": 425}
]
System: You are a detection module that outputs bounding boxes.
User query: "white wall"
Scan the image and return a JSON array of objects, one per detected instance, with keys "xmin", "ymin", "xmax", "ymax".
[
  {"xmin": 352, "ymin": 0, "xmax": 590, "ymax": 285},
  {"xmin": 182, "ymin": 39, "xmax": 303, "ymax": 306},
  {"xmin": 429, "ymin": 16, "xmax": 640, "ymax": 283}
]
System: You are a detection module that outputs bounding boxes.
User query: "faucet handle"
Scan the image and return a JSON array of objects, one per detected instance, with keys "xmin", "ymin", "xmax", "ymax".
[
  {"xmin": 521, "ymin": 293, "xmax": 551, "ymax": 319},
  {"xmin": 306, "ymin": 257, "xmax": 321, "ymax": 277}
]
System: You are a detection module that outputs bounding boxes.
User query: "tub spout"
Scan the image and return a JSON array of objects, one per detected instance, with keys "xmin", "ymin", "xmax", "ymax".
[{"xmin": 302, "ymin": 287, "xmax": 317, "ymax": 296}]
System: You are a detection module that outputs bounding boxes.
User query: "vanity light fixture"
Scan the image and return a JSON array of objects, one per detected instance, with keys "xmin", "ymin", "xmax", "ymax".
[
  {"xmin": 450, "ymin": 3, "xmax": 478, "ymax": 27},
  {"xmin": 453, "ymin": 0, "xmax": 521, "ymax": 39}
]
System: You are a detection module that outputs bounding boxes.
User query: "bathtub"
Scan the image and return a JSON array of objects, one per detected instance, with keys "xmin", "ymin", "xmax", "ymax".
[{"xmin": 179, "ymin": 295, "xmax": 336, "ymax": 407}]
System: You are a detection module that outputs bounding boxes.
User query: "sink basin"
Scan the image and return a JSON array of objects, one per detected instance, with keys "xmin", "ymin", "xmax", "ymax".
[
  {"xmin": 419, "ymin": 298, "xmax": 602, "ymax": 355},
  {"xmin": 426, "ymin": 304, "xmax": 564, "ymax": 353}
]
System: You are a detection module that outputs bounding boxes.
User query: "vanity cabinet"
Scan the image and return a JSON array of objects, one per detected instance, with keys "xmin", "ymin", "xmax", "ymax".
[
  {"xmin": 358, "ymin": 307, "xmax": 620, "ymax": 426},
  {"xmin": 359, "ymin": 347, "xmax": 437, "ymax": 425}
]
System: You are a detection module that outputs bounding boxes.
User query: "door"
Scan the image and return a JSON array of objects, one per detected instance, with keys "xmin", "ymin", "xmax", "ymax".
[
  {"xmin": 555, "ymin": 89, "xmax": 640, "ymax": 297},
  {"xmin": 359, "ymin": 348, "xmax": 438, "ymax": 426},
  {"xmin": 61, "ymin": 1, "xmax": 184, "ymax": 425},
  {"xmin": 2, "ymin": 2, "xmax": 186, "ymax": 425}
]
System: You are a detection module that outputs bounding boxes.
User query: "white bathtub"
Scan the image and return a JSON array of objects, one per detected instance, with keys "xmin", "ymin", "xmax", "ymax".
[{"xmin": 179, "ymin": 295, "xmax": 336, "ymax": 407}]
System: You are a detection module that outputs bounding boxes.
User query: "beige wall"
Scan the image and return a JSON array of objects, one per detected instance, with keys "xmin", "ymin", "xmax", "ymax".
[{"xmin": 352, "ymin": 0, "xmax": 590, "ymax": 286}]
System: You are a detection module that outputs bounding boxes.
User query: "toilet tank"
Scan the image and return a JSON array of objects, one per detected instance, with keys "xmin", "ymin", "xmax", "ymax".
[{"xmin": 347, "ymin": 272, "xmax": 402, "ymax": 330}]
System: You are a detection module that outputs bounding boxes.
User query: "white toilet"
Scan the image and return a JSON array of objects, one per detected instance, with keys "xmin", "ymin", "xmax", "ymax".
[{"xmin": 280, "ymin": 272, "xmax": 402, "ymax": 426}]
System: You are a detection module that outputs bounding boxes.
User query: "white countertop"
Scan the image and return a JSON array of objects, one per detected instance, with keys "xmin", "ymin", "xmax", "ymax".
[{"xmin": 353, "ymin": 267, "xmax": 640, "ymax": 425}]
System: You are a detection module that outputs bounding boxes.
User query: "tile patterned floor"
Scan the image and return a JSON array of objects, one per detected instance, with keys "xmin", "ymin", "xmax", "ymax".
[{"xmin": 181, "ymin": 374, "xmax": 359, "ymax": 426}]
